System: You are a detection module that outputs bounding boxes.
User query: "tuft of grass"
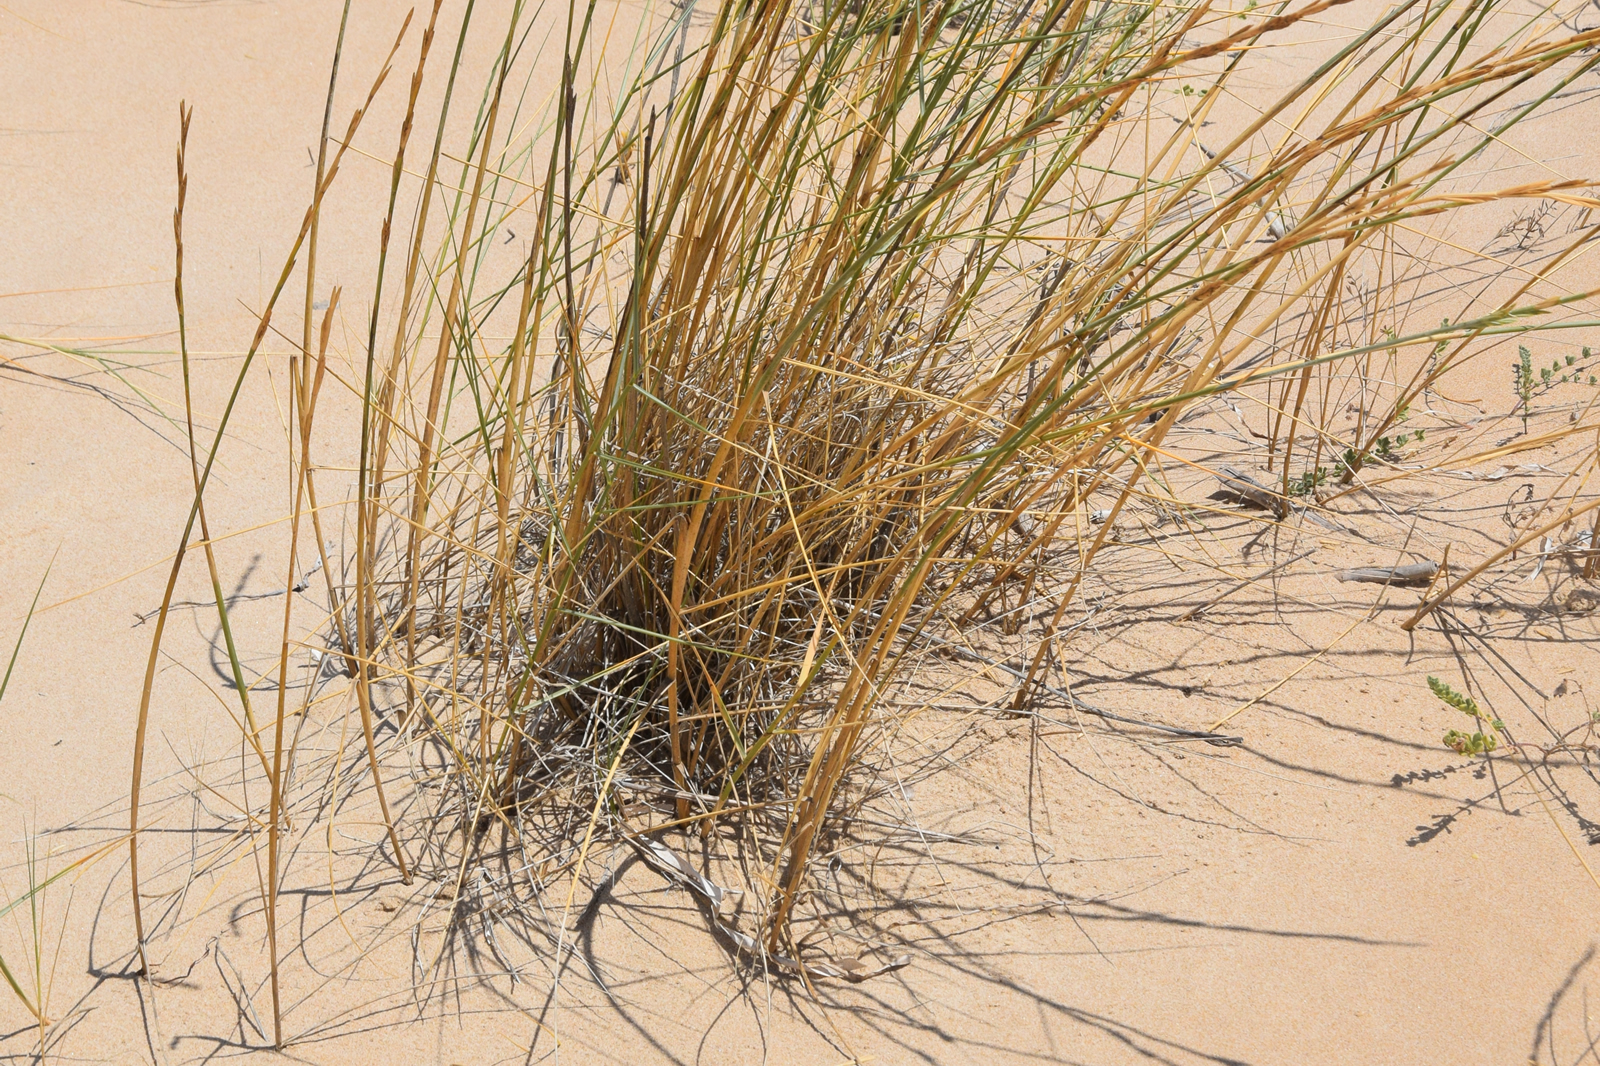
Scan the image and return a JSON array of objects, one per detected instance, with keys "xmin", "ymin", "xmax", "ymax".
[
  {"xmin": 0, "ymin": 565, "xmax": 51, "ymax": 1029},
  {"xmin": 123, "ymin": 0, "xmax": 1600, "ymax": 1039},
  {"xmin": 1, "ymin": 563, "xmax": 119, "ymax": 1042}
]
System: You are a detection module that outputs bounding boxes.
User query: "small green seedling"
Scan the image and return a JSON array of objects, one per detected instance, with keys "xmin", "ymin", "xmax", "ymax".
[
  {"xmin": 1513, "ymin": 344, "xmax": 1599, "ymax": 432},
  {"xmin": 1514, "ymin": 345, "xmax": 1535, "ymax": 432},
  {"xmin": 1287, "ymin": 466, "xmax": 1328, "ymax": 497},
  {"xmin": 1428, "ymin": 675, "xmax": 1503, "ymax": 756},
  {"xmin": 1295, "ymin": 403, "xmax": 1428, "ymax": 493}
]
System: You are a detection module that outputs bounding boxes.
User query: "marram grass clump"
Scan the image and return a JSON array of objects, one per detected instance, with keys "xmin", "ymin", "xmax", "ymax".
[{"xmin": 121, "ymin": 0, "xmax": 1600, "ymax": 1046}]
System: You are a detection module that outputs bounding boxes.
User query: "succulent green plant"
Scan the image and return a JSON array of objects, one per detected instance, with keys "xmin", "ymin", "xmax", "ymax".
[{"xmin": 1429, "ymin": 675, "xmax": 1504, "ymax": 757}]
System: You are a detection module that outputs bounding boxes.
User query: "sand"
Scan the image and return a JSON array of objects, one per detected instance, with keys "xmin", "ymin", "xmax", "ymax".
[{"xmin": 4, "ymin": 1, "xmax": 1600, "ymax": 1062}]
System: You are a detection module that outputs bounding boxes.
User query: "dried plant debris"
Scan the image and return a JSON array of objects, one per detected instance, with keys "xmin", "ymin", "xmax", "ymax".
[
  {"xmin": 626, "ymin": 834, "xmax": 911, "ymax": 983},
  {"xmin": 1337, "ymin": 561, "xmax": 1441, "ymax": 587},
  {"xmin": 1215, "ymin": 466, "xmax": 1290, "ymax": 520}
]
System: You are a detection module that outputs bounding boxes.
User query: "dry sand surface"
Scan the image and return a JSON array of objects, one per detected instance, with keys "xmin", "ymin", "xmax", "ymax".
[{"xmin": 4, "ymin": 1, "xmax": 1600, "ymax": 1063}]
